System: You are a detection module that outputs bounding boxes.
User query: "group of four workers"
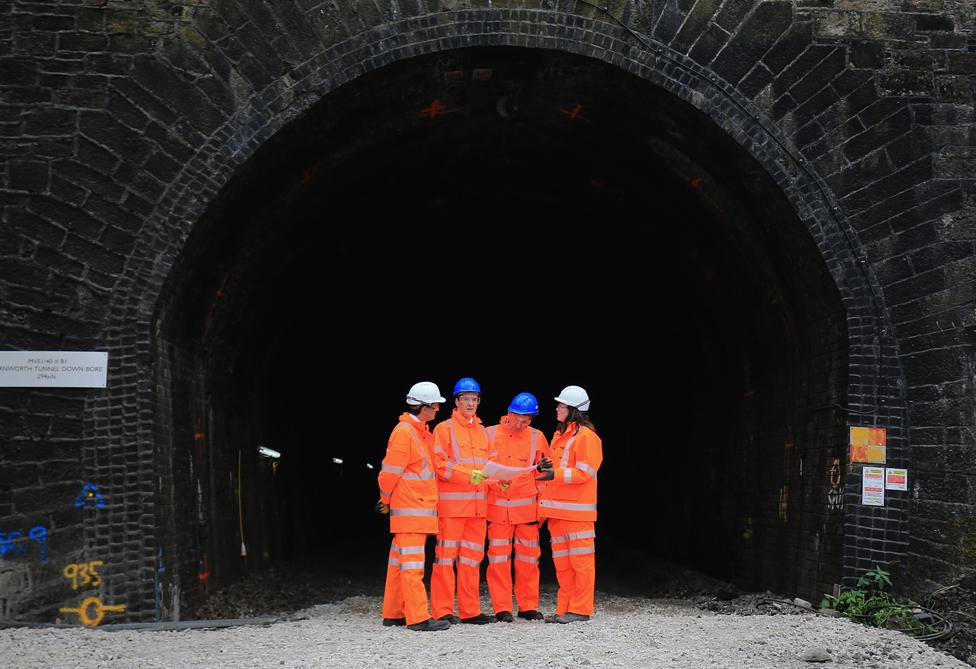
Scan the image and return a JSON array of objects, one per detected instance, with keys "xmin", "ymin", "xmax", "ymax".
[{"xmin": 376, "ymin": 377, "xmax": 604, "ymax": 631}]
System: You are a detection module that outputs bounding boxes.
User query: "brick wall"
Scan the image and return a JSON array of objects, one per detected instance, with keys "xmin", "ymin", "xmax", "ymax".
[{"xmin": 1, "ymin": 1, "xmax": 973, "ymax": 620}]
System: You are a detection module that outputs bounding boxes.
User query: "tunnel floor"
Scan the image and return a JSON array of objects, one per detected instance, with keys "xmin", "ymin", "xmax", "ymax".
[{"xmin": 192, "ymin": 548, "xmax": 793, "ymax": 621}]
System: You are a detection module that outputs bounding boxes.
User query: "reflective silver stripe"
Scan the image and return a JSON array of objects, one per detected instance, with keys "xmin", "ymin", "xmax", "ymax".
[
  {"xmin": 577, "ymin": 462, "xmax": 598, "ymax": 478},
  {"xmin": 437, "ymin": 540, "xmax": 460, "ymax": 548},
  {"xmin": 449, "ymin": 422, "xmax": 462, "ymax": 463},
  {"xmin": 398, "ymin": 546, "xmax": 425, "ymax": 555},
  {"xmin": 549, "ymin": 530, "xmax": 596, "ymax": 544},
  {"xmin": 494, "ymin": 497, "xmax": 534, "ymax": 508},
  {"xmin": 489, "ymin": 538, "xmax": 512, "ymax": 546},
  {"xmin": 552, "ymin": 546, "xmax": 595, "ymax": 558},
  {"xmin": 459, "ymin": 540, "xmax": 484, "ymax": 551},
  {"xmin": 379, "ymin": 488, "xmax": 392, "ymax": 498},
  {"xmin": 434, "ymin": 445, "xmax": 449, "ymax": 457},
  {"xmin": 439, "ymin": 492, "xmax": 486, "ymax": 500},
  {"xmin": 394, "ymin": 423, "xmax": 436, "ymax": 484},
  {"xmin": 391, "ymin": 508, "xmax": 437, "ymax": 516},
  {"xmin": 435, "ymin": 557, "xmax": 455, "ymax": 565},
  {"xmin": 514, "ymin": 538, "xmax": 539, "ymax": 548},
  {"xmin": 445, "ymin": 462, "xmax": 456, "ymax": 477},
  {"xmin": 382, "ymin": 464, "xmax": 405, "ymax": 474},
  {"xmin": 400, "ymin": 561, "xmax": 425, "ymax": 570},
  {"xmin": 402, "ymin": 472, "xmax": 435, "ymax": 480},
  {"xmin": 559, "ymin": 433, "xmax": 577, "ymax": 468},
  {"xmin": 488, "ymin": 555, "xmax": 510, "ymax": 563},
  {"xmin": 458, "ymin": 557, "xmax": 481, "ymax": 568},
  {"xmin": 515, "ymin": 554, "xmax": 540, "ymax": 564},
  {"xmin": 563, "ymin": 468, "xmax": 572, "ymax": 484},
  {"xmin": 388, "ymin": 558, "xmax": 399, "ymax": 566},
  {"xmin": 539, "ymin": 499, "xmax": 597, "ymax": 512},
  {"xmin": 529, "ymin": 429, "xmax": 538, "ymax": 468},
  {"xmin": 449, "ymin": 422, "xmax": 488, "ymax": 469}
]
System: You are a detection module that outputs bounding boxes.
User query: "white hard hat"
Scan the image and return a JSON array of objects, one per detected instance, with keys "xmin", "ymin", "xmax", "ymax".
[
  {"xmin": 406, "ymin": 381, "xmax": 446, "ymax": 406},
  {"xmin": 554, "ymin": 385, "xmax": 590, "ymax": 411}
]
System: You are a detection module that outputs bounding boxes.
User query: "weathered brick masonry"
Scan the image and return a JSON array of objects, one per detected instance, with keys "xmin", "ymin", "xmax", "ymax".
[{"xmin": 0, "ymin": 0, "xmax": 973, "ymax": 622}]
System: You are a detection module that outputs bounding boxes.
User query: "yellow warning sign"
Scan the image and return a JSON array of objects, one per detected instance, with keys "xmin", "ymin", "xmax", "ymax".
[{"xmin": 850, "ymin": 427, "xmax": 886, "ymax": 464}]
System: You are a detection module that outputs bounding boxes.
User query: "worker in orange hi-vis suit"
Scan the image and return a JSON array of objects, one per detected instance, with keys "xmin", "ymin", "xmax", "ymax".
[
  {"xmin": 484, "ymin": 392, "xmax": 550, "ymax": 623},
  {"xmin": 537, "ymin": 385, "xmax": 603, "ymax": 624},
  {"xmin": 430, "ymin": 377, "xmax": 494, "ymax": 625},
  {"xmin": 376, "ymin": 381, "xmax": 451, "ymax": 632}
]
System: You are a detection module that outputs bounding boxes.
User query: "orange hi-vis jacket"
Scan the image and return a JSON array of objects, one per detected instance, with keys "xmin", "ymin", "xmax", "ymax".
[
  {"xmin": 378, "ymin": 413, "xmax": 439, "ymax": 534},
  {"xmin": 432, "ymin": 409, "xmax": 489, "ymax": 518},
  {"xmin": 538, "ymin": 422, "xmax": 602, "ymax": 523},
  {"xmin": 486, "ymin": 416, "xmax": 550, "ymax": 525}
]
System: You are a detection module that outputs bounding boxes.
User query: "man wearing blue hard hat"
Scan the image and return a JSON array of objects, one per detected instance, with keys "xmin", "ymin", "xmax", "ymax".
[
  {"xmin": 429, "ymin": 377, "xmax": 494, "ymax": 625},
  {"xmin": 484, "ymin": 392, "xmax": 551, "ymax": 622}
]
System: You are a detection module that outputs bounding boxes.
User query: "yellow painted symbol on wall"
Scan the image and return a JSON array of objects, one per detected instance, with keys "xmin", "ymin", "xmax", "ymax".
[
  {"xmin": 827, "ymin": 457, "xmax": 844, "ymax": 512},
  {"xmin": 59, "ymin": 596, "xmax": 126, "ymax": 627},
  {"xmin": 850, "ymin": 426, "xmax": 886, "ymax": 464},
  {"xmin": 63, "ymin": 560, "xmax": 103, "ymax": 590}
]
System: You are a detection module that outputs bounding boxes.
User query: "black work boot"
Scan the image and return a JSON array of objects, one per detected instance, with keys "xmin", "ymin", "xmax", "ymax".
[
  {"xmin": 382, "ymin": 617, "xmax": 406, "ymax": 627},
  {"xmin": 554, "ymin": 612, "xmax": 590, "ymax": 623},
  {"xmin": 495, "ymin": 611, "xmax": 514, "ymax": 623},
  {"xmin": 461, "ymin": 613, "xmax": 494, "ymax": 624},
  {"xmin": 407, "ymin": 618, "xmax": 450, "ymax": 631},
  {"xmin": 517, "ymin": 609, "xmax": 544, "ymax": 621},
  {"xmin": 437, "ymin": 614, "xmax": 461, "ymax": 625}
]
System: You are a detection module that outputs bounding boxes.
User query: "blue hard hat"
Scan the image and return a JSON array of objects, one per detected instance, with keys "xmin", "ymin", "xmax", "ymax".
[
  {"xmin": 508, "ymin": 392, "xmax": 539, "ymax": 416},
  {"xmin": 453, "ymin": 377, "xmax": 481, "ymax": 396}
]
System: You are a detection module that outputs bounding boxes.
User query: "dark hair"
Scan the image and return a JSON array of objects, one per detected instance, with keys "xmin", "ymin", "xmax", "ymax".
[
  {"xmin": 406, "ymin": 404, "xmax": 423, "ymax": 415},
  {"xmin": 557, "ymin": 407, "xmax": 596, "ymax": 435}
]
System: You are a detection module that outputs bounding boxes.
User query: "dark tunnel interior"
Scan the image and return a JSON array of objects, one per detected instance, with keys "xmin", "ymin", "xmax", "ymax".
[{"xmin": 154, "ymin": 47, "xmax": 849, "ymax": 612}]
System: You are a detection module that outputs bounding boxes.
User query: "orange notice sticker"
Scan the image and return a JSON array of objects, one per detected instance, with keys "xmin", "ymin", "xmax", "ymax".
[{"xmin": 850, "ymin": 426, "xmax": 887, "ymax": 464}]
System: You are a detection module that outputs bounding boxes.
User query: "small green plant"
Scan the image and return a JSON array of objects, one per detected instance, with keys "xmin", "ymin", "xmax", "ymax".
[{"xmin": 821, "ymin": 566, "xmax": 934, "ymax": 634}]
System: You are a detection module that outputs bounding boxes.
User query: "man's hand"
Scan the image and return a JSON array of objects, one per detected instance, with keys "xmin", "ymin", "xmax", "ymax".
[
  {"xmin": 499, "ymin": 480, "xmax": 511, "ymax": 491},
  {"xmin": 471, "ymin": 469, "xmax": 487, "ymax": 484},
  {"xmin": 537, "ymin": 456, "xmax": 553, "ymax": 472},
  {"xmin": 535, "ymin": 469, "xmax": 554, "ymax": 481},
  {"xmin": 374, "ymin": 499, "xmax": 390, "ymax": 514}
]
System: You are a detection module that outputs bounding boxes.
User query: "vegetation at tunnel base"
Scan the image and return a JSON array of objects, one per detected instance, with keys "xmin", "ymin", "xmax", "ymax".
[{"xmin": 821, "ymin": 566, "xmax": 936, "ymax": 636}]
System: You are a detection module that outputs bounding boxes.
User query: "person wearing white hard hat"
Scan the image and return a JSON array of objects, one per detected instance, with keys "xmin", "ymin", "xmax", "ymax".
[
  {"xmin": 537, "ymin": 385, "xmax": 603, "ymax": 624},
  {"xmin": 376, "ymin": 381, "xmax": 450, "ymax": 631}
]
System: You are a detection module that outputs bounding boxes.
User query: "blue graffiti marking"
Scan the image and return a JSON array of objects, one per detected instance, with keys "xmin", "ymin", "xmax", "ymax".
[
  {"xmin": 154, "ymin": 547, "xmax": 165, "ymax": 621},
  {"xmin": 0, "ymin": 527, "xmax": 47, "ymax": 560},
  {"xmin": 74, "ymin": 483, "xmax": 106, "ymax": 509},
  {"xmin": 29, "ymin": 526, "xmax": 48, "ymax": 562},
  {"xmin": 0, "ymin": 531, "xmax": 25, "ymax": 557}
]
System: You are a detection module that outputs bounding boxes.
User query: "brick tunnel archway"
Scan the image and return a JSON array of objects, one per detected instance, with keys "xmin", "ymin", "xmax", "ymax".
[{"xmin": 90, "ymin": 11, "xmax": 906, "ymax": 620}]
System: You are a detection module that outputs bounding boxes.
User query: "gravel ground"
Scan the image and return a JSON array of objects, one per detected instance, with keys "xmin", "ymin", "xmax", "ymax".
[
  {"xmin": 0, "ymin": 590, "xmax": 968, "ymax": 669},
  {"xmin": 4, "ymin": 556, "xmax": 973, "ymax": 668}
]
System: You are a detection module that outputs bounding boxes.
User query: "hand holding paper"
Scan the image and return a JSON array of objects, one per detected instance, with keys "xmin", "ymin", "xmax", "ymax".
[{"xmin": 482, "ymin": 460, "xmax": 536, "ymax": 481}]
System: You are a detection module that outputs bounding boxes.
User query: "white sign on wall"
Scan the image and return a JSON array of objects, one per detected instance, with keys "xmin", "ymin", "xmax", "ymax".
[
  {"xmin": 885, "ymin": 468, "xmax": 908, "ymax": 491},
  {"xmin": 862, "ymin": 466, "xmax": 885, "ymax": 506},
  {"xmin": 0, "ymin": 352, "xmax": 108, "ymax": 388}
]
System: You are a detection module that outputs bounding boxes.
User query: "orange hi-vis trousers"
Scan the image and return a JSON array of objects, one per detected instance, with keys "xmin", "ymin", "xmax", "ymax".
[
  {"xmin": 486, "ymin": 521, "xmax": 541, "ymax": 614},
  {"xmin": 548, "ymin": 519, "xmax": 596, "ymax": 616},
  {"xmin": 431, "ymin": 516, "xmax": 487, "ymax": 619},
  {"xmin": 382, "ymin": 533, "xmax": 432, "ymax": 625}
]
